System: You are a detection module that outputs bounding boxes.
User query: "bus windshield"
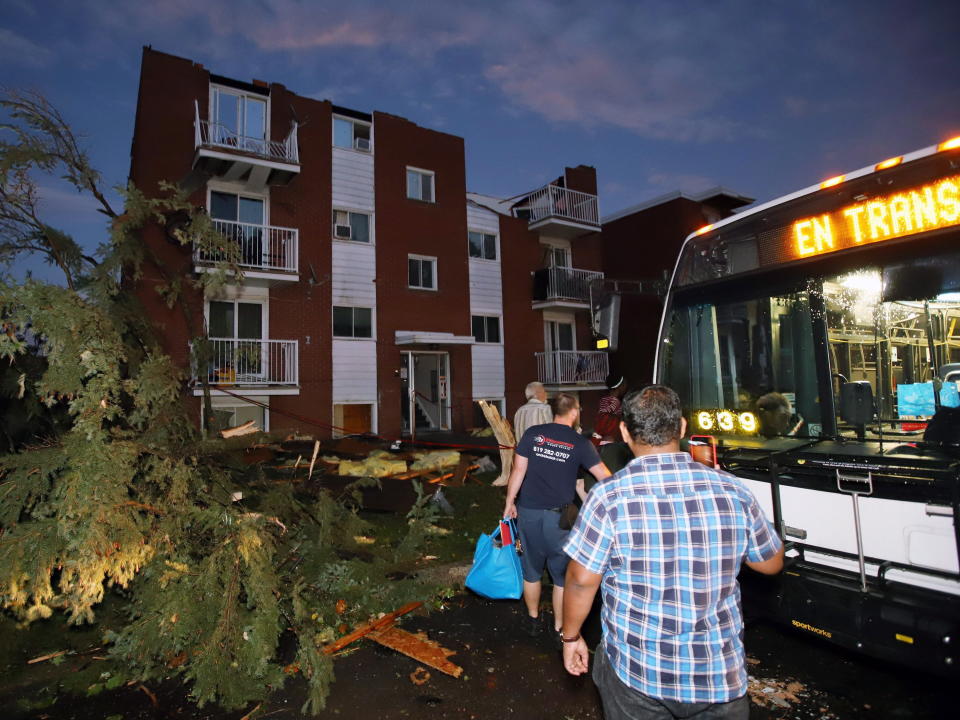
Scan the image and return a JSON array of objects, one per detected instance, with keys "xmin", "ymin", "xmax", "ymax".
[{"xmin": 660, "ymin": 249, "xmax": 960, "ymax": 440}]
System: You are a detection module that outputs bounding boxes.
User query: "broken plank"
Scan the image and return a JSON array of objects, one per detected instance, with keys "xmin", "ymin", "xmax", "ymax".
[
  {"xmin": 367, "ymin": 626, "xmax": 463, "ymax": 678},
  {"xmin": 321, "ymin": 601, "xmax": 422, "ymax": 655},
  {"xmin": 220, "ymin": 420, "xmax": 258, "ymax": 438}
]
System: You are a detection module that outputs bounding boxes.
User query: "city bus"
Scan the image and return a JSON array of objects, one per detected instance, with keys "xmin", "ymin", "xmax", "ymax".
[{"xmin": 654, "ymin": 136, "xmax": 960, "ymax": 675}]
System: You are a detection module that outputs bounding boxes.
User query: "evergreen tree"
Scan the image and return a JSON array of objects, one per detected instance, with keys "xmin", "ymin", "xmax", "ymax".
[{"xmin": 0, "ymin": 90, "xmax": 440, "ymax": 713}]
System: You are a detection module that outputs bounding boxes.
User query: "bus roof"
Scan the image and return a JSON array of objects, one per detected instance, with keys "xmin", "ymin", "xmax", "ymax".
[{"xmin": 681, "ymin": 138, "xmax": 957, "ymax": 247}]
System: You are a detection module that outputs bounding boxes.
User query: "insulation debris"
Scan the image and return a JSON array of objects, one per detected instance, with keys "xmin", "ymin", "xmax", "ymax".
[
  {"xmin": 338, "ymin": 450, "xmax": 408, "ymax": 477},
  {"xmin": 409, "ymin": 450, "xmax": 461, "ymax": 471}
]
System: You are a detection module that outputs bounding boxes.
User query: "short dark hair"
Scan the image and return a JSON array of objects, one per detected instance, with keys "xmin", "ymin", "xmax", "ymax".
[
  {"xmin": 551, "ymin": 392, "xmax": 579, "ymax": 418},
  {"xmin": 621, "ymin": 385, "xmax": 683, "ymax": 446}
]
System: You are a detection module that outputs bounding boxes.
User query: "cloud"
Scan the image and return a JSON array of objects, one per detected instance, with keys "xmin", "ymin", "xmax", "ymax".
[{"xmin": 0, "ymin": 27, "xmax": 55, "ymax": 68}]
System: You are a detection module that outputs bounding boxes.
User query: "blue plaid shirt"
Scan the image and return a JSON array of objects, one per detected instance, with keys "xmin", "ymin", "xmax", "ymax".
[{"xmin": 563, "ymin": 452, "xmax": 782, "ymax": 703}]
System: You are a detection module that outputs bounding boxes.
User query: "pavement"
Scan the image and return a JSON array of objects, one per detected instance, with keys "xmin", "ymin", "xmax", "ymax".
[{"xmin": 4, "ymin": 588, "xmax": 953, "ymax": 719}]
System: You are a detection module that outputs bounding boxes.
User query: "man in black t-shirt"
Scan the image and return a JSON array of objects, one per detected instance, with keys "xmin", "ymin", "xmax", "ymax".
[{"xmin": 503, "ymin": 393, "xmax": 611, "ymax": 645}]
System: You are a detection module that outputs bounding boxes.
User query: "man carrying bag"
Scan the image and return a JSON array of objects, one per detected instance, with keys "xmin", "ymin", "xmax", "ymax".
[{"xmin": 503, "ymin": 393, "xmax": 611, "ymax": 646}]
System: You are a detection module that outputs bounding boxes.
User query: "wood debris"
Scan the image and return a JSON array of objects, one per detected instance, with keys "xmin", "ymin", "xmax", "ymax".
[
  {"xmin": 478, "ymin": 400, "xmax": 514, "ymax": 486},
  {"xmin": 27, "ymin": 650, "xmax": 68, "ymax": 664},
  {"xmin": 220, "ymin": 420, "xmax": 259, "ymax": 438},
  {"xmin": 367, "ymin": 626, "xmax": 463, "ymax": 678},
  {"xmin": 321, "ymin": 601, "xmax": 423, "ymax": 655}
]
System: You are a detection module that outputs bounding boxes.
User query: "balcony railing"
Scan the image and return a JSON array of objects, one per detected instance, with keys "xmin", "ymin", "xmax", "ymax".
[
  {"xmin": 533, "ymin": 267, "xmax": 603, "ymax": 304},
  {"xmin": 195, "ymin": 219, "xmax": 298, "ymax": 273},
  {"xmin": 536, "ymin": 350, "xmax": 609, "ymax": 385},
  {"xmin": 194, "ymin": 101, "xmax": 299, "ymax": 164},
  {"xmin": 515, "ymin": 184, "xmax": 599, "ymax": 227},
  {"xmin": 192, "ymin": 338, "xmax": 298, "ymax": 387}
]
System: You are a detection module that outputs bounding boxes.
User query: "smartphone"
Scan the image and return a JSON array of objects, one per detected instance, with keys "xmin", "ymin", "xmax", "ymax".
[{"xmin": 689, "ymin": 435, "xmax": 718, "ymax": 468}]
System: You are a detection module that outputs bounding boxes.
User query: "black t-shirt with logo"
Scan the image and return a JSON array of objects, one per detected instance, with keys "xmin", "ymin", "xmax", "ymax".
[{"xmin": 515, "ymin": 423, "xmax": 601, "ymax": 509}]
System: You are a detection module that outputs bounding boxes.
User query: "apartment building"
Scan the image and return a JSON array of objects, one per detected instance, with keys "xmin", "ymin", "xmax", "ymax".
[{"xmin": 129, "ymin": 48, "xmax": 607, "ymax": 439}]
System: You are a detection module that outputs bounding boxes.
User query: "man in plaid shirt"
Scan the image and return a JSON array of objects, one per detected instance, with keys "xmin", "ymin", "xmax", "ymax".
[{"xmin": 561, "ymin": 386, "xmax": 784, "ymax": 719}]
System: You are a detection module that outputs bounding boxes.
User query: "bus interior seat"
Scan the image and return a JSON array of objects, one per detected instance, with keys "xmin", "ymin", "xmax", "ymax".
[
  {"xmin": 840, "ymin": 381, "xmax": 873, "ymax": 426},
  {"xmin": 938, "ymin": 363, "xmax": 960, "ymax": 383}
]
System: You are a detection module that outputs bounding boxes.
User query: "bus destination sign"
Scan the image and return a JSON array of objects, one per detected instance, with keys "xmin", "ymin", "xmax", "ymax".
[{"xmin": 793, "ymin": 175, "xmax": 960, "ymax": 259}]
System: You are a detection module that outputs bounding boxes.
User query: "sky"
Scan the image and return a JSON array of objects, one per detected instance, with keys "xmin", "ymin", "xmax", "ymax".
[{"xmin": 2, "ymin": 0, "xmax": 959, "ymax": 274}]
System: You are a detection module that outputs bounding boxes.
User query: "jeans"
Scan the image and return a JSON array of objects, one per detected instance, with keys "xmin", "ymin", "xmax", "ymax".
[{"xmin": 592, "ymin": 646, "xmax": 749, "ymax": 720}]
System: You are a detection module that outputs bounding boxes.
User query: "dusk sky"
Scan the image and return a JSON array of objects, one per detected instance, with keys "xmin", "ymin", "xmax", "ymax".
[{"xmin": 3, "ymin": 0, "xmax": 959, "ymax": 272}]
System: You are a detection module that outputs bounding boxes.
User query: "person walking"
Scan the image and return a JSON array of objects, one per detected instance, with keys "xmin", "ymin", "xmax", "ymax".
[
  {"xmin": 513, "ymin": 381, "xmax": 553, "ymax": 441},
  {"xmin": 561, "ymin": 385, "xmax": 784, "ymax": 719},
  {"xmin": 503, "ymin": 393, "xmax": 611, "ymax": 645}
]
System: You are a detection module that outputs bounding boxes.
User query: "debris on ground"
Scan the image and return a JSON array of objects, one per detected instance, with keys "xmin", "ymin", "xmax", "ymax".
[
  {"xmin": 409, "ymin": 667, "xmax": 431, "ymax": 685},
  {"xmin": 367, "ymin": 626, "xmax": 463, "ymax": 678},
  {"xmin": 410, "ymin": 450, "xmax": 461, "ymax": 471},
  {"xmin": 338, "ymin": 451, "xmax": 409, "ymax": 478},
  {"xmin": 321, "ymin": 602, "xmax": 423, "ymax": 655},
  {"xmin": 746, "ymin": 670, "xmax": 833, "ymax": 715}
]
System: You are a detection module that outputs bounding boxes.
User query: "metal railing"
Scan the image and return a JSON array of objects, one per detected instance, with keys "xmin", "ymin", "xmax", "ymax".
[
  {"xmin": 536, "ymin": 350, "xmax": 609, "ymax": 385},
  {"xmin": 533, "ymin": 267, "xmax": 603, "ymax": 303},
  {"xmin": 515, "ymin": 184, "xmax": 599, "ymax": 226},
  {"xmin": 194, "ymin": 101, "xmax": 299, "ymax": 164},
  {"xmin": 192, "ymin": 338, "xmax": 298, "ymax": 386},
  {"xmin": 195, "ymin": 219, "xmax": 298, "ymax": 273}
]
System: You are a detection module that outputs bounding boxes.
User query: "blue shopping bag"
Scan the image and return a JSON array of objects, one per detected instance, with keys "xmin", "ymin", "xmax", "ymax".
[{"xmin": 465, "ymin": 518, "xmax": 523, "ymax": 599}]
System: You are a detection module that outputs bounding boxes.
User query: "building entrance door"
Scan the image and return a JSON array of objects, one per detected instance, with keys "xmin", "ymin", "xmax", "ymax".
[{"xmin": 400, "ymin": 352, "xmax": 450, "ymax": 435}]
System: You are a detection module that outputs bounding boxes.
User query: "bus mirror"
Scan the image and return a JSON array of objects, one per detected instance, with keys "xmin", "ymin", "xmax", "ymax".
[{"xmin": 840, "ymin": 381, "xmax": 874, "ymax": 427}]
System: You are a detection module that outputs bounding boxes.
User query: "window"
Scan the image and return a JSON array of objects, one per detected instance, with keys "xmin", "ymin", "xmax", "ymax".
[
  {"xmin": 332, "ymin": 210, "xmax": 371, "ymax": 243},
  {"xmin": 333, "ymin": 117, "xmax": 371, "ymax": 151},
  {"xmin": 472, "ymin": 315, "xmax": 501, "ymax": 343},
  {"xmin": 211, "ymin": 403, "xmax": 267, "ymax": 432},
  {"xmin": 468, "ymin": 231, "xmax": 497, "ymax": 260},
  {"xmin": 406, "ymin": 168, "xmax": 434, "ymax": 202},
  {"xmin": 333, "ymin": 306, "xmax": 373, "ymax": 338},
  {"xmin": 408, "ymin": 255, "xmax": 437, "ymax": 290},
  {"xmin": 208, "ymin": 300, "xmax": 263, "ymax": 339},
  {"xmin": 211, "ymin": 86, "xmax": 267, "ymax": 150}
]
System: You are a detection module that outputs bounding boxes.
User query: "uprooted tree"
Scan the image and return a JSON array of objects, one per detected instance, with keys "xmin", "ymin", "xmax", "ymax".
[{"xmin": 0, "ymin": 90, "xmax": 442, "ymax": 713}]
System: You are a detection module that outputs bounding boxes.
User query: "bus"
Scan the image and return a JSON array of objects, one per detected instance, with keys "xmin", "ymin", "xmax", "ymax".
[{"xmin": 655, "ymin": 136, "xmax": 960, "ymax": 676}]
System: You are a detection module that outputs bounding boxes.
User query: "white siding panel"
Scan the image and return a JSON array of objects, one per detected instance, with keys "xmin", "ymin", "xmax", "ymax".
[
  {"xmin": 471, "ymin": 344, "xmax": 504, "ymax": 398},
  {"xmin": 467, "ymin": 204, "xmax": 500, "ymax": 234},
  {"xmin": 332, "ymin": 148, "xmax": 374, "ymax": 212},
  {"xmin": 332, "ymin": 339, "xmax": 378, "ymax": 403},
  {"xmin": 469, "ymin": 259, "xmax": 502, "ymax": 314},
  {"xmin": 332, "ymin": 243, "xmax": 376, "ymax": 306}
]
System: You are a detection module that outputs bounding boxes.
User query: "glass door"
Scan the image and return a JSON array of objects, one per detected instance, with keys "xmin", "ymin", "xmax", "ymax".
[
  {"xmin": 212, "ymin": 88, "xmax": 266, "ymax": 152},
  {"xmin": 208, "ymin": 300, "xmax": 264, "ymax": 382},
  {"xmin": 210, "ymin": 191, "xmax": 265, "ymax": 266},
  {"xmin": 545, "ymin": 320, "xmax": 575, "ymax": 383},
  {"xmin": 400, "ymin": 352, "xmax": 450, "ymax": 435}
]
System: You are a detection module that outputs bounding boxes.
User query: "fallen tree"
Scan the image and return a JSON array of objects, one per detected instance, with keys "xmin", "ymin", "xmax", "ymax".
[{"xmin": 0, "ymin": 90, "xmax": 442, "ymax": 713}]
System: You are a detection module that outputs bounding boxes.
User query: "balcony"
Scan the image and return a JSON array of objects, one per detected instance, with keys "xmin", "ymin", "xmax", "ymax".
[
  {"xmin": 532, "ymin": 267, "xmax": 603, "ymax": 310},
  {"xmin": 193, "ymin": 101, "xmax": 300, "ymax": 188},
  {"xmin": 514, "ymin": 184, "xmax": 600, "ymax": 238},
  {"xmin": 536, "ymin": 350, "xmax": 609, "ymax": 390},
  {"xmin": 191, "ymin": 338, "xmax": 299, "ymax": 395},
  {"xmin": 194, "ymin": 219, "xmax": 298, "ymax": 285}
]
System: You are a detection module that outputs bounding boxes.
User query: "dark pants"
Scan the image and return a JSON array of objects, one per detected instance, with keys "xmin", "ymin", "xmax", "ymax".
[{"xmin": 593, "ymin": 646, "xmax": 749, "ymax": 720}]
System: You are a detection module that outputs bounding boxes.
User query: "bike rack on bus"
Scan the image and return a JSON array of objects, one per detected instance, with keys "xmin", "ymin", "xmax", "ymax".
[{"xmin": 835, "ymin": 469, "xmax": 874, "ymax": 592}]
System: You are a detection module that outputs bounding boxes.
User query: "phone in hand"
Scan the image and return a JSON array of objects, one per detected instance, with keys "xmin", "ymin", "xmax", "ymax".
[{"xmin": 689, "ymin": 435, "xmax": 718, "ymax": 468}]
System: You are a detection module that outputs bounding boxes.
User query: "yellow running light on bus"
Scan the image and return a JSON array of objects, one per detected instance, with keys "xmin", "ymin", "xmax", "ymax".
[
  {"xmin": 875, "ymin": 156, "xmax": 903, "ymax": 171},
  {"xmin": 939, "ymin": 136, "xmax": 960, "ymax": 152},
  {"xmin": 695, "ymin": 224, "xmax": 714, "ymax": 235},
  {"xmin": 820, "ymin": 175, "xmax": 845, "ymax": 189},
  {"xmin": 596, "ymin": 338, "xmax": 609, "ymax": 349}
]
